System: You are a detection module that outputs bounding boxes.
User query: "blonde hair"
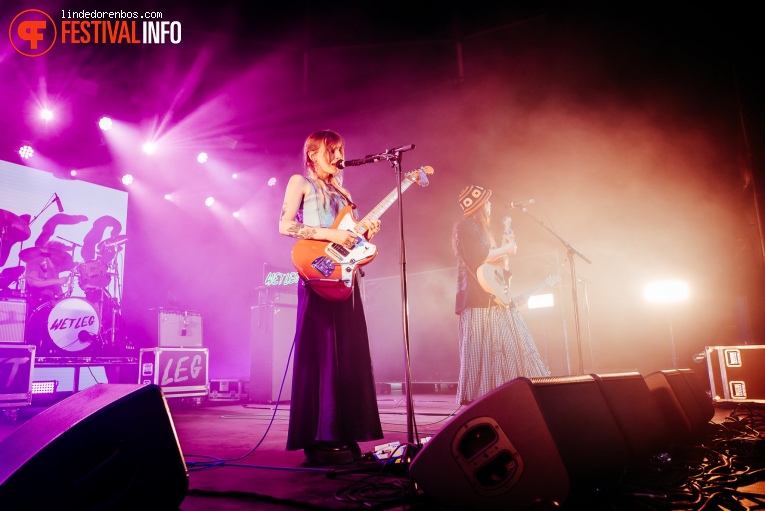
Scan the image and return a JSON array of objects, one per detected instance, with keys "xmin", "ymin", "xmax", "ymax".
[{"xmin": 303, "ymin": 130, "xmax": 351, "ymax": 212}]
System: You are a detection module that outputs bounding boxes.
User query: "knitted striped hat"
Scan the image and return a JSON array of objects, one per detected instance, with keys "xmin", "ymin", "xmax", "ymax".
[{"xmin": 458, "ymin": 185, "xmax": 492, "ymax": 217}]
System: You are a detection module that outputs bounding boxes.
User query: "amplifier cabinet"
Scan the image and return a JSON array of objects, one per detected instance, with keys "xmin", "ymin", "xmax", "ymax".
[
  {"xmin": 0, "ymin": 298, "xmax": 26, "ymax": 344},
  {"xmin": 0, "ymin": 344, "xmax": 35, "ymax": 409},
  {"xmin": 706, "ymin": 345, "xmax": 765, "ymax": 403},
  {"xmin": 139, "ymin": 347, "xmax": 208, "ymax": 399},
  {"xmin": 158, "ymin": 310, "xmax": 203, "ymax": 347},
  {"xmin": 250, "ymin": 303, "xmax": 295, "ymax": 404}
]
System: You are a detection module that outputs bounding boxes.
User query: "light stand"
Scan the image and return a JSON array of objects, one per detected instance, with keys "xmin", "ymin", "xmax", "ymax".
[
  {"xmin": 667, "ymin": 309, "xmax": 678, "ymax": 369},
  {"xmin": 522, "ymin": 208, "xmax": 592, "ymax": 375}
]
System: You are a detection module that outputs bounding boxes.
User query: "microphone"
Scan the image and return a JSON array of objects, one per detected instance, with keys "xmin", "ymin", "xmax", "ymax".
[
  {"xmin": 505, "ymin": 198, "xmax": 535, "ymax": 209},
  {"xmin": 56, "ymin": 236, "xmax": 82, "ymax": 247},
  {"xmin": 335, "ymin": 154, "xmax": 386, "ymax": 169},
  {"xmin": 335, "ymin": 144, "xmax": 415, "ymax": 168},
  {"xmin": 53, "ymin": 193, "xmax": 64, "ymax": 212},
  {"xmin": 385, "ymin": 144, "xmax": 415, "ymax": 154},
  {"xmin": 78, "ymin": 330, "xmax": 98, "ymax": 343}
]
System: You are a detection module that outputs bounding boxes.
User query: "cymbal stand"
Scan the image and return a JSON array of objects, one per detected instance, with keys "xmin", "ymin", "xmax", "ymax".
[{"xmin": 107, "ymin": 251, "xmax": 124, "ymax": 348}]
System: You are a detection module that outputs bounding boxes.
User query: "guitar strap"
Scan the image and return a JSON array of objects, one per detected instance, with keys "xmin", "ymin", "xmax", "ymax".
[{"xmin": 326, "ymin": 183, "xmax": 356, "ymax": 212}]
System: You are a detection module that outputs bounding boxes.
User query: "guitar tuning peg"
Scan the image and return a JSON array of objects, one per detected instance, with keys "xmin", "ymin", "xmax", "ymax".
[{"xmin": 418, "ymin": 167, "xmax": 429, "ymax": 187}]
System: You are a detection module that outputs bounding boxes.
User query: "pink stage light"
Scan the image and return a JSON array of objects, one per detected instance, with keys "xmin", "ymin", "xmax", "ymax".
[
  {"xmin": 197, "ymin": 152, "xmax": 208, "ymax": 163},
  {"xmin": 70, "ymin": 170, "xmax": 77, "ymax": 177},
  {"xmin": 40, "ymin": 108, "xmax": 53, "ymax": 121},
  {"xmin": 142, "ymin": 142, "xmax": 157, "ymax": 154},
  {"xmin": 268, "ymin": 177, "xmax": 277, "ymax": 186},
  {"xmin": 121, "ymin": 174, "xmax": 134, "ymax": 186},
  {"xmin": 204, "ymin": 197, "xmax": 215, "ymax": 207},
  {"xmin": 18, "ymin": 145, "xmax": 34, "ymax": 159},
  {"xmin": 99, "ymin": 117, "xmax": 113, "ymax": 131}
]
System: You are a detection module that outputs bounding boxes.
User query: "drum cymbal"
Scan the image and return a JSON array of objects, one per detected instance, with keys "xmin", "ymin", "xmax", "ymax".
[
  {"xmin": 97, "ymin": 235, "xmax": 128, "ymax": 251},
  {"xmin": 0, "ymin": 209, "xmax": 31, "ymax": 242},
  {"xmin": 19, "ymin": 246, "xmax": 75, "ymax": 270},
  {"xmin": 0, "ymin": 265, "xmax": 24, "ymax": 290}
]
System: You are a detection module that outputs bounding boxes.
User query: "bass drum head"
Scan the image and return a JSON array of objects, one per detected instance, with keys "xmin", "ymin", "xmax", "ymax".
[{"xmin": 37, "ymin": 297, "xmax": 101, "ymax": 353}]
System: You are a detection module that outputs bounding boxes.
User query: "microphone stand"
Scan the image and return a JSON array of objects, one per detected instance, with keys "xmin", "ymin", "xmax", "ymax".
[
  {"xmin": 325, "ymin": 147, "xmax": 421, "ymax": 480},
  {"xmin": 522, "ymin": 207, "xmax": 592, "ymax": 375},
  {"xmin": 387, "ymin": 149, "xmax": 419, "ymax": 463}
]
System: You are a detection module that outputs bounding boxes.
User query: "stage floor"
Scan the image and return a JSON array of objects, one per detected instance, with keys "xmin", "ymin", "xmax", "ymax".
[{"xmin": 1, "ymin": 384, "xmax": 764, "ymax": 510}]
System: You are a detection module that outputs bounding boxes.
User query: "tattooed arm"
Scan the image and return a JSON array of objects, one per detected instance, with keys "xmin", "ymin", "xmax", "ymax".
[{"xmin": 278, "ymin": 175, "xmax": 356, "ymax": 246}]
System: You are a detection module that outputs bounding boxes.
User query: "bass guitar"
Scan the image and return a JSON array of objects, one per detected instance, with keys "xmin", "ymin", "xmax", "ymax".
[
  {"xmin": 476, "ymin": 216, "xmax": 514, "ymax": 307},
  {"xmin": 292, "ymin": 165, "xmax": 434, "ymax": 301},
  {"xmin": 477, "ymin": 263, "xmax": 560, "ymax": 308}
]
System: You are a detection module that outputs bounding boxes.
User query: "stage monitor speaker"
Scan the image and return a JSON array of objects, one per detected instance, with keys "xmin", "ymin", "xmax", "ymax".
[
  {"xmin": 591, "ymin": 372, "xmax": 673, "ymax": 461},
  {"xmin": 678, "ymin": 368, "xmax": 716, "ymax": 421},
  {"xmin": 644, "ymin": 369, "xmax": 714, "ymax": 444},
  {"xmin": 249, "ymin": 302, "xmax": 295, "ymax": 403},
  {"xmin": 0, "ymin": 383, "xmax": 189, "ymax": 510},
  {"xmin": 529, "ymin": 375, "xmax": 632, "ymax": 486},
  {"xmin": 409, "ymin": 378, "xmax": 569, "ymax": 510}
]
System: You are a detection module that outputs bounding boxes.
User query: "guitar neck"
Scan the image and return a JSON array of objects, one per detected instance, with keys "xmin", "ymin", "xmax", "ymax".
[{"xmin": 353, "ymin": 177, "xmax": 415, "ymax": 233}]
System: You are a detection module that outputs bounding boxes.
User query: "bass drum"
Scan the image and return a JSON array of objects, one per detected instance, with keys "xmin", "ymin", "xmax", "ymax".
[{"xmin": 30, "ymin": 297, "xmax": 101, "ymax": 354}]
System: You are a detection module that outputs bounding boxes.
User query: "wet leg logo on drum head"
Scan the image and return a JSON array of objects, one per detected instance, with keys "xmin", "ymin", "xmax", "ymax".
[
  {"xmin": 45, "ymin": 297, "xmax": 101, "ymax": 352},
  {"xmin": 8, "ymin": 10, "xmax": 57, "ymax": 57}
]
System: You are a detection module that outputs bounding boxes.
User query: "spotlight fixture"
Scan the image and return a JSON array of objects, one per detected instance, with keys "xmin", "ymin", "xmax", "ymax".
[
  {"xmin": 164, "ymin": 194, "xmax": 172, "ymax": 201},
  {"xmin": 528, "ymin": 294, "xmax": 554, "ymax": 309},
  {"xmin": 121, "ymin": 174, "xmax": 134, "ymax": 186},
  {"xmin": 70, "ymin": 170, "xmax": 77, "ymax": 177},
  {"xmin": 19, "ymin": 145, "xmax": 34, "ymax": 159},
  {"xmin": 232, "ymin": 173, "xmax": 238, "ymax": 179},
  {"xmin": 40, "ymin": 108, "xmax": 53, "ymax": 121},
  {"xmin": 643, "ymin": 280, "xmax": 689, "ymax": 304},
  {"xmin": 142, "ymin": 142, "xmax": 157, "ymax": 154},
  {"xmin": 268, "ymin": 177, "xmax": 277, "ymax": 187},
  {"xmin": 99, "ymin": 117, "xmax": 113, "ymax": 131},
  {"xmin": 204, "ymin": 197, "xmax": 215, "ymax": 207},
  {"xmin": 232, "ymin": 211, "xmax": 240, "ymax": 218},
  {"xmin": 197, "ymin": 152, "xmax": 208, "ymax": 163}
]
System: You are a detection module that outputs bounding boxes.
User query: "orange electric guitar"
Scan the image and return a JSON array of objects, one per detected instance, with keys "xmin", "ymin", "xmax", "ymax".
[{"xmin": 291, "ymin": 165, "xmax": 434, "ymax": 301}]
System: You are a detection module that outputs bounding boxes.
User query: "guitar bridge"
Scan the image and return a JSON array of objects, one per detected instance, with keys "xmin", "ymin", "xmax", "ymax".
[{"xmin": 311, "ymin": 256, "xmax": 335, "ymax": 277}]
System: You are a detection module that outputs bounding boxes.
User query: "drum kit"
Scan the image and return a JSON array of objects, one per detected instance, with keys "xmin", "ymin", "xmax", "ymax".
[{"xmin": 10, "ymin": 230, "xmax": 129, "ymax": 356}]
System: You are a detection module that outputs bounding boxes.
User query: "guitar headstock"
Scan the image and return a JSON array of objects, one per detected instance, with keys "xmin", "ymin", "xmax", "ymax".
[{"xmin": 405, "ymin": 165, "xmax": 434, "ymax": 183}]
